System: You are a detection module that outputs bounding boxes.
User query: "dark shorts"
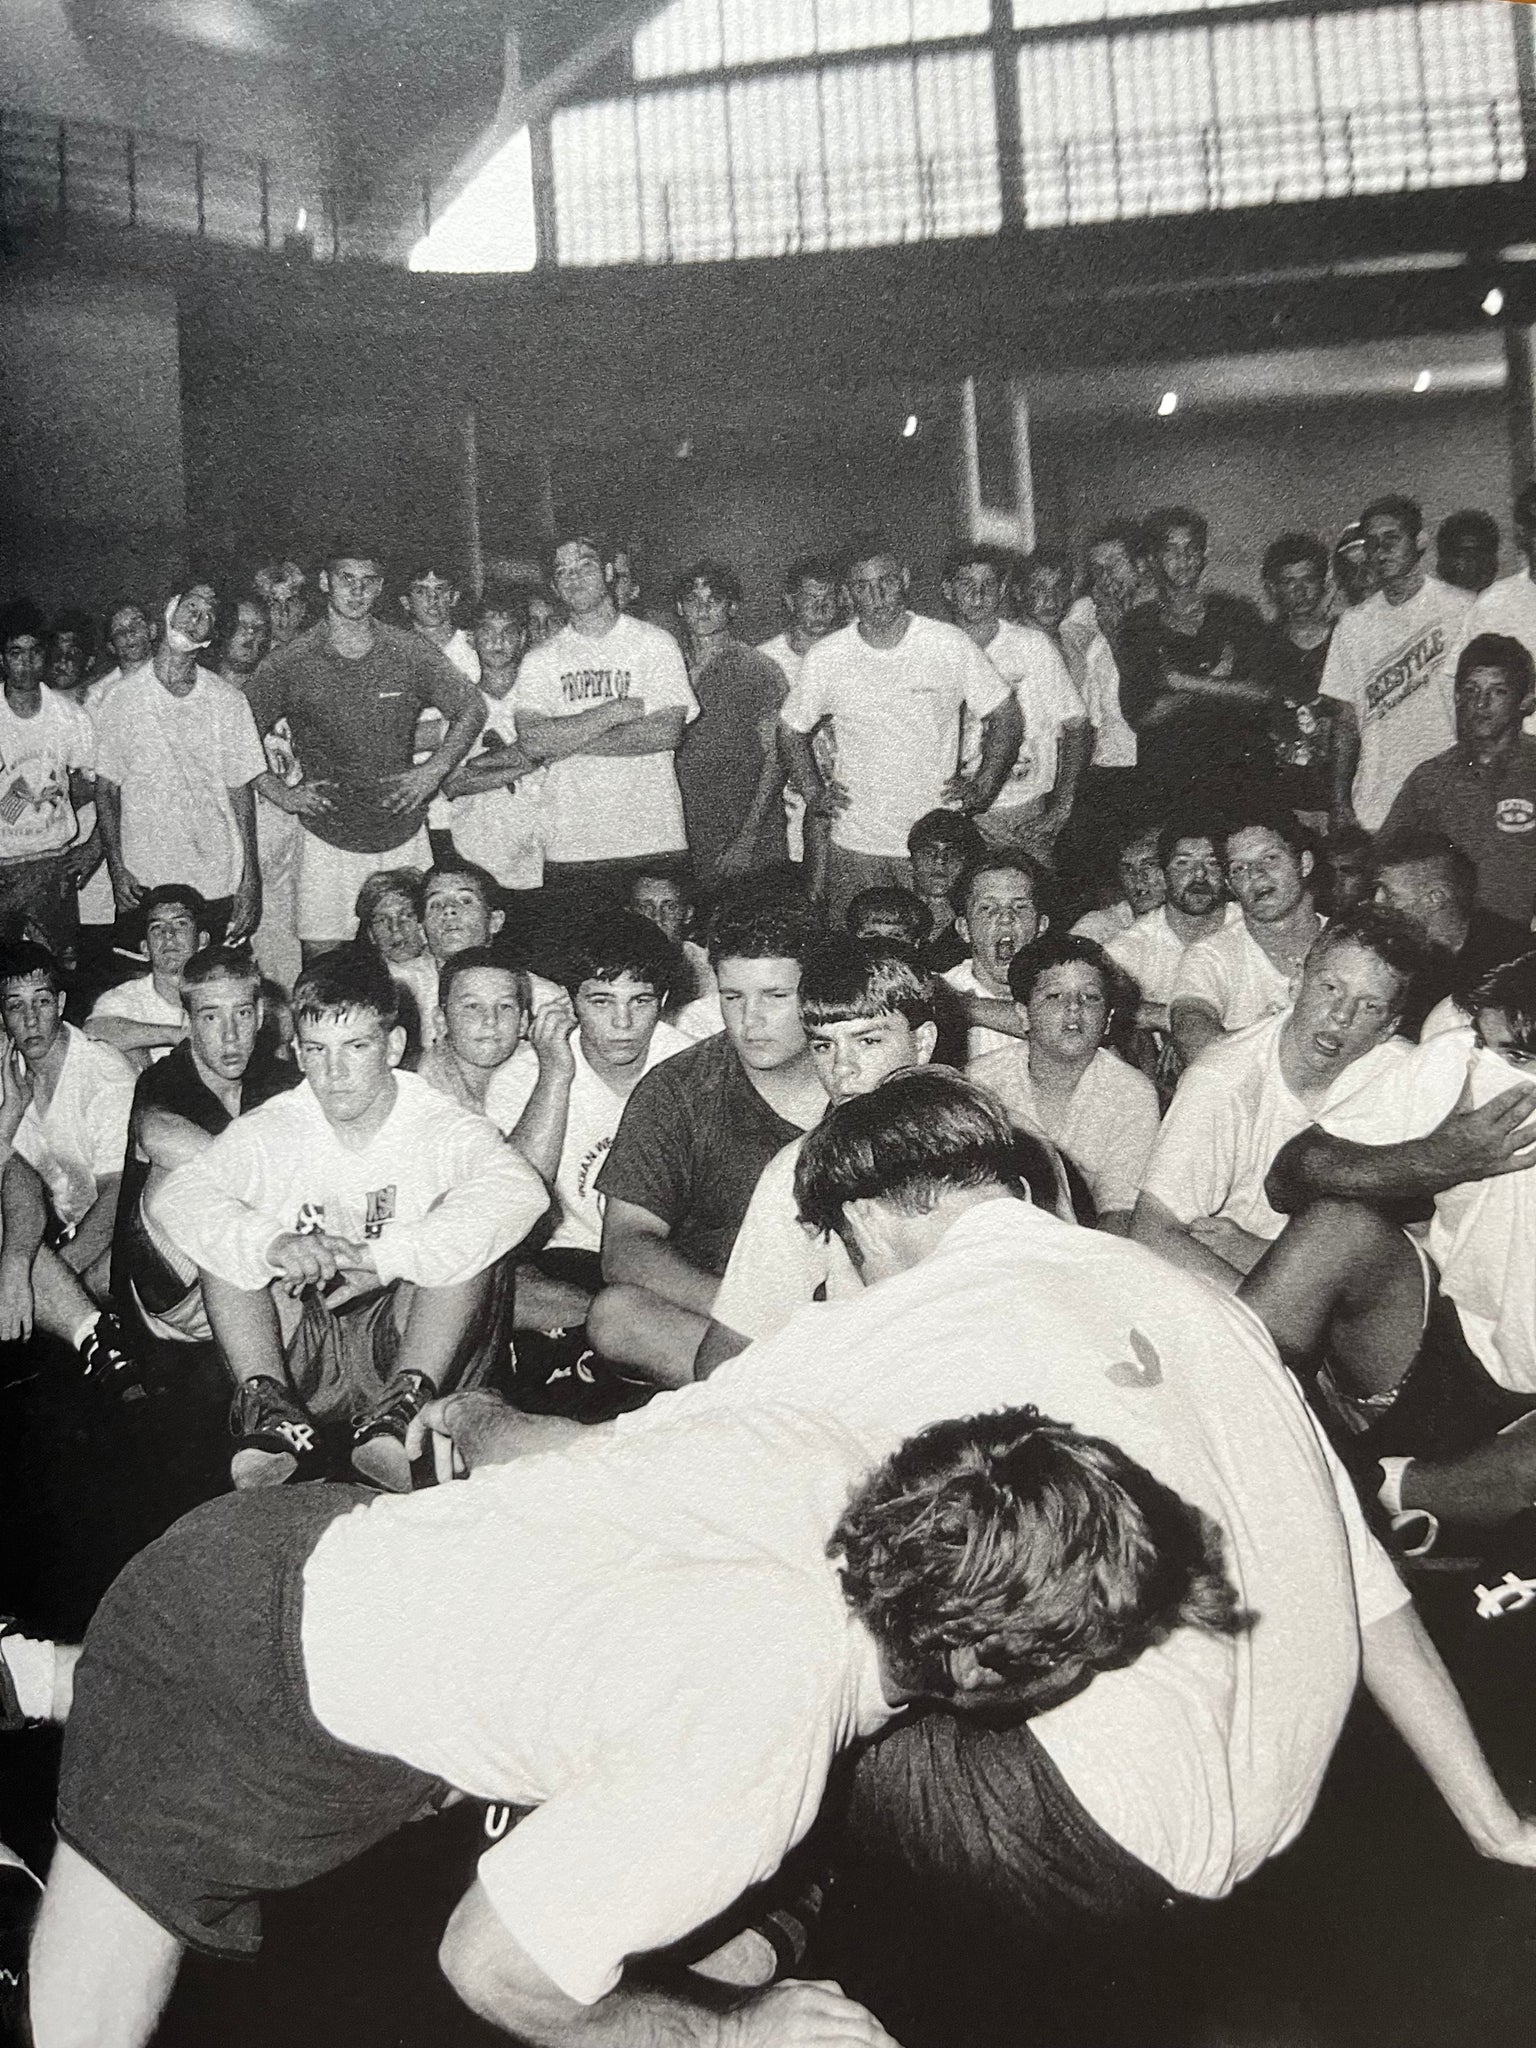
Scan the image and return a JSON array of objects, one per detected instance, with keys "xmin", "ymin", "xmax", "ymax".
[{"xmin": 57, "ymin": 1484, "xmax": 448, "ymax": 1958}]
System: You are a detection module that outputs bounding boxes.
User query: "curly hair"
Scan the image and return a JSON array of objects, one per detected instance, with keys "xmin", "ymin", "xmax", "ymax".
[{"xmin": 832, "ymin": 1407, "xmax": 1251, "ymax": 1706}]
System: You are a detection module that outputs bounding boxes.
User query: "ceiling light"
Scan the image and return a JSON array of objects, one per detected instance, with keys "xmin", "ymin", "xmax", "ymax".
[
  {"xmin": 1483, "ymin": 287, "xmax": 1505, "ymax": 317},
  {"xmin": 1157, "ymin": 390, "xmax": 1178, "ymax": 417},
  {"xmin": 902, "ymin": 414, "xmax": 919, "ymax": 439},
  {"xmin": 1413, "ymin": 370, "xmax": 1433, "ymax": 394}
]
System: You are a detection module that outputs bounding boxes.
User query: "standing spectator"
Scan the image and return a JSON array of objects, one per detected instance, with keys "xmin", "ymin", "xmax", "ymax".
[
  {"xmin": 972, "ymin": 933, "xmax": 1160, "ymax": 1232},
  {"xmin": 1436, "ymin": 509, "xmax": 1501, "ymax": 595},
  {"xmin": 1170, "ymin": 809, "xmax": 1322, "ymax": 1067},
  {"xmin": 94, "ymin": 587, "xmax": 266, "ymax": 949},
  {"xmin": 251, "ymin": 559, "xmax": 309, "ymax": 652},
  {"xmin": 757, "ymin": 554, "xmax": 841, "ymax": 880},
  {"xmin": 673, "ymin": 559, "xmax": 789, "ymax": 886},
  {"xmin": 0, "ymin": 599, "xmax": 95, "ymax": 968},
  {"xmin": 1331, "ymin": 522, "xmax": 1378, "ymax": 609},
  {"xmin": 85, "ymin": 883, "xmax": 206, "ymax": 1067},
  {"xmin": 1118, "ymin": 506, "xmax": 1275, "ymax": 810},
  {"xmin": 248, "ymin": 543, "xmax": 485, "ymax": 959},
  {"xmin": 943, "ymin": 541, "xmax": 1089, "ymax": 865},
  {"xmin": 511, "ymin": 531, "xmax": 698, "ymax": 897},
  {"xmin": 610, "ymin": 543, "xmax": 645, "ymax": 618},
  {"xmin": 1460, "ymin": 482, "xmax": 1536, "ymax": 727},
  {"xmin": 399, "ymin": 554, "xmax": 480, "ymax": 851},
  {"xmin": 779, "ymin": 534, "xmax": 1021, "ymax": 927},
  {"xmin": 1259, "ymin": 532, "xmax": 1338, "ymax": 829},
  {"xmin": 219, "ymin": 594, "xmax": 301, "ymax": 988},
  {"xmin": 1071, "ymin": 819, "xmax": 1166, "ymax": 947},
  {"xmin": 45, "ymin": 611, "xmax": 93, "ymax": 701},
  {"xmin": 1379, "ymin": 634, "xmax": 1536, "ymax": 931},
  {"xmin": 72, "ymin": 603, "xmax": 153, "ymax": 973},
  {"xmin": 1058, "ymin": 528, "xmax": 1144, "ymax": 782},
  {"xmin": 942, "ymin": 852, "xmax": 1045, "ymax": 1062},
  {"xmin": 906, "ymin": 808, "xmax": 984, "ymax": 970},
  {"xmin": 442, "ymin": 591, "xmax": 547, "ymax": 894},
  {"xmin": 217, "ymin": 596, "xmax": 270, "ymax": 690},
  {"xmin": 1321, "ymin": 494, "xmax": 1474, "ymax": 832},
  {"xmin": 1039, "ymin": 538, "xmax": 1140, "ymax": 884}
]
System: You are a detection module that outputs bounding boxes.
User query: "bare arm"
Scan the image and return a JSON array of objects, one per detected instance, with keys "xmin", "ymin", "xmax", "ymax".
[
  {"xmin": 0, "ymin": 1151, "xmax": 47, "ymax": 1341},
  {"xmin": 1264, "ymin": 1071, "xmax": 1536, "ymax": 1216},
  {"xmin": 956, "ymin": 993, "xmax": 1030, "ymax": 1044},
  {"xmin": 508, "ymin": 1004, "xmax": 577, "ymax": 1186},
  {"xmin": 136, "ymin": 1105, "xmax": 215, "ymax": 1173},
  {"xmin": 1169, "ymin": 997, "xmax": 1224, "ymax": 1070},
  {"xmin": 1038, "ymin": 717, "xmax": 1093, "ymax": 833},
  {"xmin": 514, "ymin": 700, "xmax": 640, "ymax": 764},
  {"xmin": 601, "ymin": 1196, "xmax": 719, "ymax": 1318},
  {"xmin": 227, "ymin": 780, "xmax": 261, "ymax": 942},
  {"xmin": 1129, "ymin": 1189, "xmax": 1243, "ymax": 1292},
  {"xmin": 1329, "ymin": 701, "xmax": 1361, "ymax": 825},
  {"xmin": 1160, "ymin": 667, "xmax": 1273, "ymax": 709},
  {"xmin": 957, "ymin": 694, "xmax": 1024, "ymax": 812},
  {"xmin": 779, "ymin": 726, "xmax": 832, "ymax": 812},
  {"xmin": 441, "ymin": 744, "xmax": 544, "ymax": 799},
  {"xmin": 1360, "ymin": 1600, "xmax": 1536, "ymax": 1865},
  {"xmin": 581, "ymin": 707, "xmax": 688, "ymax": 757},
  {"xmin": 83, "ymin": 1014, "xmax": 184, "ymax": 1057},
  {"xmin": 94, "ymin": 777, "xmax": 139, "ymax": 910}
]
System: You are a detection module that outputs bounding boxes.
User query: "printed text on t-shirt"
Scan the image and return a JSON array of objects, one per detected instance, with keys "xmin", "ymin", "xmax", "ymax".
[
  {"xmin": 1363, "ymin": 626, "xmax": 1445, "ymax": 725},
  {"xmin": 561, "ymin": 669, "xmax": 634, "ymax": 704}
]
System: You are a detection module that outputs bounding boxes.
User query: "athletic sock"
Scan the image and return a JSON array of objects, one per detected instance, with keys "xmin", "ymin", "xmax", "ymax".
[
  {"xmin": 0, "ymin": 1636, "xmax": 56, "ymax": 1724},
  {"xmin": 69, "ymin": 1310, "xmax": 100, "ymax": 1353}
]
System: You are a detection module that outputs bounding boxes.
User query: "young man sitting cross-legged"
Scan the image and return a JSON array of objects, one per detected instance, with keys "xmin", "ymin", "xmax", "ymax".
[
  {"xmin": 111, "ymin": 944, "xmax": 299, "ymax": 1345},
  {"xmin": 0, "ymin": 942, "xmax": 138, "ymax": 1386},
  {"xmin": 149, "ymin": 945, "xmax": 548, "ymax": 1492},
  {"xmin": 587, "ymin": 896, "xmax": 827, "ymax": 1387}
]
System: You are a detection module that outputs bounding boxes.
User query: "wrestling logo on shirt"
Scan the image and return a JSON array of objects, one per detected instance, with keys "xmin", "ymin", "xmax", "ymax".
[
  {"xmin": 560, "ymin": 669, "xmax": 633, "ymax": 704},
  {"xmin": 1362, "ymin": 625, "xmax": 1446, "ymax": 724},
  {"xmin": 295, "ymin": 1201, "xmax": 326, "ymax": 1235},
  {"xmin": 1496, "ymin": 797, "xmax": 1536, "ymax": 836},
  {"xmin": 364, "ymin": 1186, "xmax": 397, "ymax": 1239}
]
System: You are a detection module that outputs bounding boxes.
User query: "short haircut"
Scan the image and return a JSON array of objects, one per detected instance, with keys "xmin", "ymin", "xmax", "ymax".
[
  {"xmin": 799, "ymin": 938, "xmax": 937, "ymax": 1033},
  {"xmin": 950, "ymin": 850, "xmax": 1047, "ymax": 922},
  {"xmin": 1372, "ymin": 830, "xmax": 1477, "ymax": 917},
  {"xmin": 834, "ymin": 531, "xmax": 902, "ymax": 584},
  {"xmin": 292, "ymin": 945, "xmax": 399, "ymax": 1028},
  {"xmin": 1155, "ymin": 815, "xmax": 1218, "ymax": 870},
  {"xmin": 423, "ymin": 859, "xmax": 500, "ymax": 914},
  {"xmin": 1087, "ymin": 518, "xmax": 1147, "ymax": 558},
  {"xmin": 1261, "ymin": 532, "xmax": 1329, "ymax": 584},
  {"xmin": 783, "ymin": 554, "xmax": 836, "ymax": 594},
  {"xmin": 252, "ymin": 558, "xmax": 305, "ymax": 598},
  {"xmin": 706, "ymin": 894, "xmax": 819, "ymax": 973},
  {"xmin": 181, "ymin": 944, "xmax": 262, "ymax": 1003},
  {"xmin": 544, "ymin": 531, "xmax": 610, "ymax": 578},
  {"xmin": 48, "ymin": 608, "xmax": 93, "ymax": 654},
  {"xmin": 672, "ymin": 557, "xmax": 742, "ymax": 608},
  {"xmin": 0, "ymin": 941, "xmax": 63, "ymax": 996},
  {"xmin": 562, "ymin": 911, "xmax": 685, "ymax": 1009},
  {"xmin": 831, "ymin": 1406, "xmax": 1251, "ymax": 1701},
  {"xmin": 940, "ymin": 540, "xmax": 1013, "ymax": 582},
  {"xmin": 628, "ymin": 866, "xmax": 694, "ymax": 906},
  {"xmin": 141, "ymin": 882, "xmax": 207, "ymax": 927},
  {"xmin": 472, "ymin": 586, "xmax": 534, "ymax": 633},
  {"xmin": 907, "ymin": 809, "xmax": 985, "ymax": 862},
  {"xmin": 437, "ymin": 943, "xmax": 532, "ymax": 1016},
  {"xmin": 0, "ymin": 598, "xmax": 46, "ymax": 647},
  {"xmin": 1455, "ymin": 632, "xmax": 1535, "ymax": 699},
  {"xmin": 1306, "ymin": 906, "xmax": 1430, "ymax": 1007},
  {"xmin": 323, "ymin": 540, "xmax": 385, "ymax": 572},
  {"xmin": 402, "ymin": 553, "xmax": 462, "ymax": 588},
  {"xmin": 1015, "ymin": 542, "xmax": 1075, "ymax": 584},
  {"xmin": 1466, "ymin": 950, "xmax": 1536, "ymax": 1050},
  {"xmin": 1359, "ymin": 494, "xmax": 1423, "ymax": 541},
  {"xmin": 1216, "ymin": 808, "xmax": 1310, "ymax": 865},
  {"xmin": 102, "ymin": 599, "xmax": 151, "ymax": 641},
  {"xmin": 355, "ymin": 867, "xmax": 426, "ymax": 929},
  {"xmin": 1438, "ymin": 508, "xmax": 1499, "ymax": 550},
  {"xmin": 794, "ymin": 1067, "xmax": 1027, "ymax": 1241},
  {"xmin": 1143, "ymin": 505, "xmax": 1209, "ymax": 554},
  {"xmin": 1007, "ymin": 930, "xmax": 1114, "ymax": 1007},
  {"xmin": 846, "ymin": 887, "xmax": 931, "ymax": 946}
]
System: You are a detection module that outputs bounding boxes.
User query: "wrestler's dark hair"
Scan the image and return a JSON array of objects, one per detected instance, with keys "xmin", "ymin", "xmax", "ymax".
[
  {"xmin": 293, "ymin": 944, "xmax": 399, "ymax": 1029},
  {"xmin": 1216, "ymin": 807, "xmax": 1311, "ymax": 866},
  {"xmin": 794, "ymin": 1066, "xmax": 1024, "ymax": 1241},
  {"xmin": 437, "ymin": 943, "xmax": 532, "ymax": 1018},
  {"xmin": 949, "ymin": 850, "xmax": 1048, "ymax": 923},
  {"xmin": 1466, "ymin": 950, "xmax": 1536, "ymax": 1053},
  {"xmin": 141, "ymin": 882, "xmax": 208, "ymax": 928},
  {"xmin": 181, "ymin": 944, "xmax": 261, "ymax": 1001},
  {"xmin": 1359, "ymin": 493, "xmax": 1423, "ymax": 543},
  {"xmin": 907, "ymin": 809, "xmax": 985, "ymax": 861},
  {"xmin": 1155, "ymin": 814, "xmax": 1220, "ymax": 871},
  {"xmin": 423, "ymin": 858, "xmax": 502, "ymax": 916},
  {"xmin": 845, "ymin": 887, "xmax": 931, "ymax": 947},
  {"xmin": 0, "ymin": 941, "xmax": 64, "ymax": 997},
  {"xmin": 1007, "ymin": 931, "xmax": 1115, "ymax": 1011},
  {"xmin": 831, "ymin": 1406, "xmax": 1252, "ymax": 1706},
  {"xmin": 799, "ymin": 938, "xmax": 937, "ymax": 1034},
  {"xmin": 782, "ymin": 554, "xmax": 837, "ymax": 595},
  {"xmin": 560, "ymin": 911, "xmax": 685, "ymax": 1010},
  {"xmin": 355, "ymin": 867, "xmax": 426, "ymax": 930},
  {"xmin": 1371, "ymin": 831, "xmax": 1478, "ymax": 918},
  {"xmin": 1454, "ymin": 632, "xmax": 1535, "ymax": 702},
  {"xmin": 1143, "ymin": 504, "xmax": 1209, "ymax": 555},
  {"xmin": 672, "ymin": 557, "xmax": 742, "ymax": 609},
  {"xmin": 834, "ymin": 531, "xmax": 903, "ymax": 584},
  {"xmin": 940, "ymin": 539, "xmax": 1014, "ymax": 583},
  {"xmin": 706, "ymin": 894, "xmax": 820, "ymax": 972},
  {"xmin": 1261, "ymin": 531, "xmax": 1329, "ymax": 585}
]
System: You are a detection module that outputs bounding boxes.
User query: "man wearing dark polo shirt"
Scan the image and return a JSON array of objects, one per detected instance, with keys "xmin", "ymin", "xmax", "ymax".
[
  {"xmin": 111, "ymin": 945, "xmax": 298, "ymax": 1343},
  {"xmin": 248, "ymin": 543, "xmax": 485, "ymax": 960},
  {"xmin": 1380, "ymin": 634, "xmax": 1536, "ymax": 932},
  {"xmin": 587, "ymin": 898, "xmax": 826, "ymax": 1388},
  {"xmin": 1372, "ymin": 829, "xmax": 1530, "ymax": 1038}
]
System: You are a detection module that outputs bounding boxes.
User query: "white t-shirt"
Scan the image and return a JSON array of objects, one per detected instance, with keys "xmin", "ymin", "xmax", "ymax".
[
  {"xmin": 1172, "ymin": 918, "xmax": 1314, "ymax": 1032},
  {"xmin": 77, "ymin": 668, "xmax": 135, "ymax": 924},
  {"xmin": 13, "ymin": 1024, "xmax": 136, "ymax": 1228},
  {"xmin": 1458, "ymin": 572, "xmax": 1536, "ymax": 736},
  {"xmin": 1141, "ymin": 1010, "xmax": 1413, "ymax": 1241},
  {"xmin": 299, "ymin": 1198, "xmax": 1400, "ymax": 2006},
  {"xmin": 510, "ymin": 617, "xmax": 698, "ymax": 863},
  {"xmin": 87, "ymin": 975, "xmax": 183, "ymax": 1061},
  {"xmin": 0, "ymin": 688, "xmax": 93, "ymax": 862},
  {"xmin": 942, "ymin": 956, "xmax": 1023, "ymax": 1064},
  {"xmin": 969, "ymin": 1042, "xmax": 1160, "ymax": 1217},
  {"xmin": 1320, "ymin": 577, "xmax": 1473, "ymax": 830},
  {"xmin": 447, "ymin": 687, "xmax": 547, "ymax": 891},
  {"xmin": 1108, "ymin": 903, "xmax": 1242, "ymax": 1010},
  {"xmin": 712, "ymin": 1133, "xmax": 864, "ymax": 1344},
  {"xmin": 759, "ymin": 633, "xmax": 832, "ymax": 864},
  {"xmin": 488, "ymin": 1022, "xmax": 691, "ymax": 1253},
  {"xmin": 959, "ymin": 620, "xmax": 1087, "ymax": 815},
  {"xmin": 151, "ymin": 1070, "xmax": 548, "ymax": 1292},
  {"xmin": 1062, "ymin": 597, "xmax": 1138, "ymax": 768},
  {"xmin": 1070, "ymin": 902, "xmax": 1134, "ymax": 947},
  {"xmin": 93, "ymin": 665, "xmax": 267, "ymax": 898},
  {"xmin": 780, "ymin": 614, "xmax": 1008, "ymax": 856}
]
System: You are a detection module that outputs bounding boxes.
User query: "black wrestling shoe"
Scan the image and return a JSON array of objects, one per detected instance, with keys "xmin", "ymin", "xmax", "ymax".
[
  {"xmin": 350, "ymin": 1369, "xmax": 436, "ymax": 1493},
  {"xmin": 229, "ymin": 1375, "xmax": 320, "ymax": 1490},
  {"xmin": 76, "ymin": 1313, "xmax": 144, "ymax": 1400}
]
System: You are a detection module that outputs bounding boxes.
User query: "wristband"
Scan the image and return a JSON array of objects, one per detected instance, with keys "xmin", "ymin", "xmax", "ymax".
[{"xmin": 1376, "ymin": 1456, "xmax": 1414, "ymax": 1517}]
